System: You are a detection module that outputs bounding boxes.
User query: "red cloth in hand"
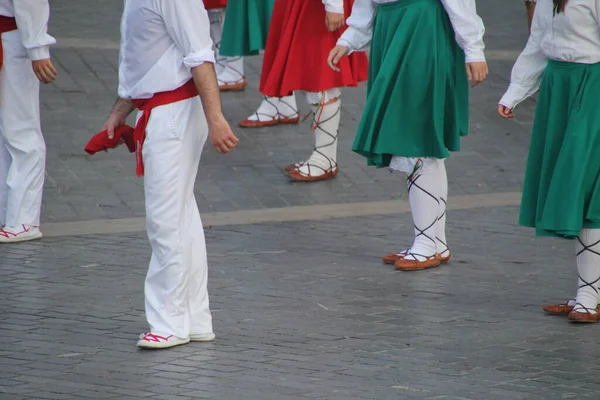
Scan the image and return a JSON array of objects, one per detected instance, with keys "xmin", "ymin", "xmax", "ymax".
[{"xmin": 85, "ymin": 125, "xmax": 136, "ymax": 155}]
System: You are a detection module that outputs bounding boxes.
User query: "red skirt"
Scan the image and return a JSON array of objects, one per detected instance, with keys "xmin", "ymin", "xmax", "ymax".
[
  {"xmin": 203, "ymin": 0, "xmax": 227, "ymax": 10},
  {"xmin": 259, "ymin": 0, "xmax": 368, "ymax": 97}
]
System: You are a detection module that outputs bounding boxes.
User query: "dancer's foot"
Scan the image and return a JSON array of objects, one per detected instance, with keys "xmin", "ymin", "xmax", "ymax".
[
  {"xmin": 382, "ymin": 249, "xmax": 411, "ymax": 265},
  {"xmin": 219, "ymin": 78, "xmax": 247, "ymax": 92},
  {"xmin": 137, "ymin": 332, "xmax": 190, "ymax": 349},
  {"xmin": 543, "ymin": 299, "xmax": 576, "ymax": 315},
  {"xmin": 384, "ymin": 249, "xmax": 451, "ymax": 265},
  {"xmin": 568, "ymin": 304, "xmax": 600, "ymax": 323},
  {"xmin": 0, "ymin": 225, "xmax": 43, "ymax": 243},
  {"xmin": 190, "ymin": 332, "xmax": 216, "ymax": 342},
  {"xmin": 239, "ymin": 96, "xmax": 299, "ymax": 128},
  {"xmin": 287, "ymin": 166, "xmax": 338, "ymax": 182},
  {"xmin": 394, "ymin": 253, "xmax": 441, "ymax": 271}
]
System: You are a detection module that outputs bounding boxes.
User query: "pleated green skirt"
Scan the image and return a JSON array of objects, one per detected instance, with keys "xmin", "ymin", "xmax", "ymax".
[
  {"xmin": 352, "ymin": 0, "xmax": 468, "ymax": 168},
  {"xmin": 220, "ymin": 0, "xmax": 275, "ymax": 57},
  {"xmin": 519, "ymin": 60, "xmax": 600, "ymax": 238}
]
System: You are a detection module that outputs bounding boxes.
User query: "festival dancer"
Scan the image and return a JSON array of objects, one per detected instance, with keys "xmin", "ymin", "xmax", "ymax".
[
  {"xmin": 204, "ymin": 0, "xmax": 246, "ymax": 91},
  {"xmin": 239, "ymin": 0, "xmax": 369, "ymax": 182},
  {"xmin": 0, "ymin": 0, "xmax": 57, "ymax": 244},
  {"xmin": 328, "ymin": 0, "xmax": 487, "ymax": 270},
  {"xmin": 104, "ymin": 0, "xmax": 238, "ymax": 348},
  {"xmin": 499, "ymin": 0, "xmax": 600, "ymax": 323}
]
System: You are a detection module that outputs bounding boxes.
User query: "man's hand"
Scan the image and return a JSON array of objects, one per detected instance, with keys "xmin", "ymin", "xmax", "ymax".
[
  {"xmin": 32, "ymin": 59, "xmax": 58, "ymax": 84},
  {"xmin": 497, "ymin": 104, "xmax": 515, "ymax": 119},
  {"xmin": 325, "ymin": 12, "xmax": 345, "ymax": 32},
  {"xmin": 466, "ymin": 62, "xmax": 488, "ymax": 87},
  {"xmin": 104, "ymin": 98, "xmax": 135, "ymax": 140},
  {"xmin": 208, "ymin": 116, "xmax": 239, "ymax": 154},
  {"xmin": 327, "ymin": 45, "xmax": 350, "ymax": 72}
]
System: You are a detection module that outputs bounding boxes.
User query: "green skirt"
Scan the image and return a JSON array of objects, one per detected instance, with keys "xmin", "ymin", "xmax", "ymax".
[
  {"xmin": 519, "ymin": 60, "xmax": 600, "ymax": 238},
  {"xmin": 220, "ymin": 0, "xmax": 275, "ymax": 57},
  {"xmin": 352, "ymin": 0, "xmax": 468, "ymax": 168}
]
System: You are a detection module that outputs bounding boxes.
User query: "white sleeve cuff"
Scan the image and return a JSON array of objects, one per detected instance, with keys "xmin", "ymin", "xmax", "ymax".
[
  {"xmin": 27, "ymin": 46, "xmax": 50, "ymax": 61},
  {"xmin": 336, "ymin": 38, "xmax": 354, "ymax": 54},
  {"xmin": 465, "ymin": 50, "xmax": 486, "ymax": 63},
  {"xmin": 499, "ymin": 83, "xmax": 531, "ymax": 110},
  {"xmin": 324, "ymin": 4, "xmax": 345, "ymax": 14},
  {"xmin": 183, "ymin": 49, "xmax": 216, "ymax": 69}
]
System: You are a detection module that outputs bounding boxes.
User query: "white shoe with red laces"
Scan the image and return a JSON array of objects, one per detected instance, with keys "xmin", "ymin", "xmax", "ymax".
[
  {"xmin": 0, "ymin": 225, "xmax": 43, "ymax": 243},
  {"xmin": 137, "ymin": 332, "xmax": 190, "ymax": 349}
]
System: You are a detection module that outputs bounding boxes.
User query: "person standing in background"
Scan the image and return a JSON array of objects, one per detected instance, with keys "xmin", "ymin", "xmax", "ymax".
[
  {"xmin": 204, "ymin": 0, "xmax": 247, "ymax": 91},
  {"xmin": 499, "ymin": 0, "xmax": 600, "ymax": 323},
  {"xmin": 328, "ymin": 0, "xmax": 487, "ymax": 271},
  {"xmin": 0, "ymin": 0, "xmax": 57, "ymax": 244}
]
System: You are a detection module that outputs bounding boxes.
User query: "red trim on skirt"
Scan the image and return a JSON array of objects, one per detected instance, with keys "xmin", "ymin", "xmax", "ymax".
[
  {"xmin": 259, "ymin": 0, "xmax": 368, "ymax": 97},
  {"xmin": 203, "ymin": 0, "xmax": 227, "ymax": 10}
]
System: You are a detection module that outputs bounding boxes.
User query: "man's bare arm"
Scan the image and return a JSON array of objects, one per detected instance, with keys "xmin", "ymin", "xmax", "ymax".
[
  {"xmin": 191, "ymin": 63, "xmax": 239, "ymax": 153},
  {"xmin": 191, "ymin": 63, "xmax": 224, "ymax": 125}
]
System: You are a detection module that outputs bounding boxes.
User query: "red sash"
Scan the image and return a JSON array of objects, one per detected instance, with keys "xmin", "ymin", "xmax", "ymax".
[
  {"xmin": 0, "ymin": 16, "xmax": 17, "ymax": 71},
  {"xmin": 131, "ymin": 80, "xmax": 199, "ymax": 177}
]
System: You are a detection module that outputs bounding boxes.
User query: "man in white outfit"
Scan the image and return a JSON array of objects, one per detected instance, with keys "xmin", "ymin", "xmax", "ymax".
[
  {"xmin": 103, "ymin": 0, "xmax": 239, "ymax": 349},
  {"xmin": 0, "ymin": 0, "xmax": 57, "ymax": 243}
]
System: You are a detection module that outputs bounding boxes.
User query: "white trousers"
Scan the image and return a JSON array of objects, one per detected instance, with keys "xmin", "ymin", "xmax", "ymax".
[
  {"xmin": 0, "ymin": 30, "xmax": 45, "ymax": 227},
  {"xmin": 141, "ymin": 97, "xmax": 213, "ymax": 338}
]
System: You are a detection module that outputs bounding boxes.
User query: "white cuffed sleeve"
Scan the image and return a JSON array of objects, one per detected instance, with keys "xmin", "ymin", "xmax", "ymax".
[
  {"xmin": 336, "ymin": 0, "xmax": 375, "ymax": 53},
  {"xmin": 323, "ymin": 0, "xmax": 345, "ymax": 14},
  {"xmin": 440, "ymin": 0, "xmax": 486, "ymax": 63},
  {"xmin": 13, "ymin": 0, "xmax": 56, "ymax": 61},
  {"xmin": 156, "ymin": 0, "xmax": 215, "ymax": 69},
  {"xmin": 499, "ymin": 6, "xmax": 547, "ymax": 109}
]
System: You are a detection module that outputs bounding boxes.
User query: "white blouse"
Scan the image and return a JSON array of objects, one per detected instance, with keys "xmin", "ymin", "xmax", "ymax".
[
  {"xmin": 0, "ymin": 0, "xmax": 55, "ymax": 60},
  {"xmin": 500, "ymin": 0, "xmax": 600, "ymax": 109},
  {"xmin": 118, "ymin": 0, "xmax": 215, "ymax": 100},
  {"xmin": 337, "ymin": 0, "xmax": 486, "ymax": 63},
  {"xmin": 323, "ymin": 0, "xmax": 344, "ymax": 14}
]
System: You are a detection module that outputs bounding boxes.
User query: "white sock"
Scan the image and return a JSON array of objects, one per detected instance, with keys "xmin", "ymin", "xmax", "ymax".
[
  {"xmin": 295, "ymin": 98, "xmax": 340, "ymax": 177},
  {"xmin": 573, "ymin": 228, "xmax": 600, "ymax": 314},
  {"xmin": 246, "ymin": 95, "xmax": 298, "ymax": 122},
  {"xmin": 208, "ymin": 8, "xmax": 244, "ymax": 84},
  {"xmin": 405, "ymin": 160, "xmax": 441, "ymax": 261},
  {"xmin": 436, "ymin": 160, "xmax": 449, "ymax": 257}
]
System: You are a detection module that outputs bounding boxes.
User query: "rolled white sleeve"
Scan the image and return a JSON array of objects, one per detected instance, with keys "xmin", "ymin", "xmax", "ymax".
[
  {"xmin": 337, "ymin": 0, "xmax": 375, "ymax": 53},
  {"xmin": 13, "ymin": 0, "xmax": 56, "ymax": 61},
  {"xmin": 499, "ymin": 8, "xmax": 547, "ymax": 109},
  {"xmin": 157, "ymin": 0, "xmax": 215, "ymax": 69},
  {"xmin": 440, "ymin": 0, "xmax": 486, "ymax": 63},
  {"xmin": 323, "ymin": 0, "xmax": 345, "ymax": 14}
]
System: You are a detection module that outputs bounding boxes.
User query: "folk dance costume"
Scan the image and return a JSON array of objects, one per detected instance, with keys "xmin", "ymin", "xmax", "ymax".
[
  {"xmin": 220, "ymin": 0, "xmax": 275, "ymax": 57},
  {"xmin": 118, "ymin": 1, "xmax": 217, "ymax": 348},
  {"xmin": 203, "ymin": 0, "xmax": 246, "ymax": 91},
  {"xmin": 241, "ymin": 0, "xmax": 368, "ymax": 182},
  {"xmin": 338, "ymin": 0, "xmax": 486, "ymax": 270},
  {"xmin": 0, "ymin": 0, "xmax": 55, "ymax": 243},
  {"xmin": 499, "ymin": 0, "xmax": 600, "ymax": 323}
]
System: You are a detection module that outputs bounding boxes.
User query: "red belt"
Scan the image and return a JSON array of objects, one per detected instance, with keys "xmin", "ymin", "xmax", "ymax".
[
  {"xmin": 131, "ymin": 79, "xmax": 199, "ymax": 177},
  {"xmin": 0, "ymin": 16, "xmax": 17, "ymax": 71}
]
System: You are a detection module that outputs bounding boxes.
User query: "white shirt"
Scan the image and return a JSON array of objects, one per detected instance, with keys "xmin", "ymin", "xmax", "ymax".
[
  {"xmin": 118, "ymin": 0, "xmax": 215, "ymax": 100},
  {"xmin": 337, "ymin": 0, "xmax": 486, "ymax": 63},
  {"xmin": 323, "ymin": 0, "xmax": 344, "ymax": 14},
  {"xmin": 500, "ymin": 0, "xmax": 600, "ymax": 109},
  {"xmin": 0, "ymin": 0, "xmax": 55, "ymax": 60}
]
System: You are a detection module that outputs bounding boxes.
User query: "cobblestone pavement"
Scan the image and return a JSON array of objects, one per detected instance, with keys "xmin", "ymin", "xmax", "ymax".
[{"xmin": 3, "ymin": 1, "xmax": 599, "ymax": 399}]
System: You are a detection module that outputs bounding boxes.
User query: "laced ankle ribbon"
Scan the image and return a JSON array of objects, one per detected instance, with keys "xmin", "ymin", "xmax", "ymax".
[{"xmin": 294, "ymin": 94, "xmax": 339, "ymax": 176}]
